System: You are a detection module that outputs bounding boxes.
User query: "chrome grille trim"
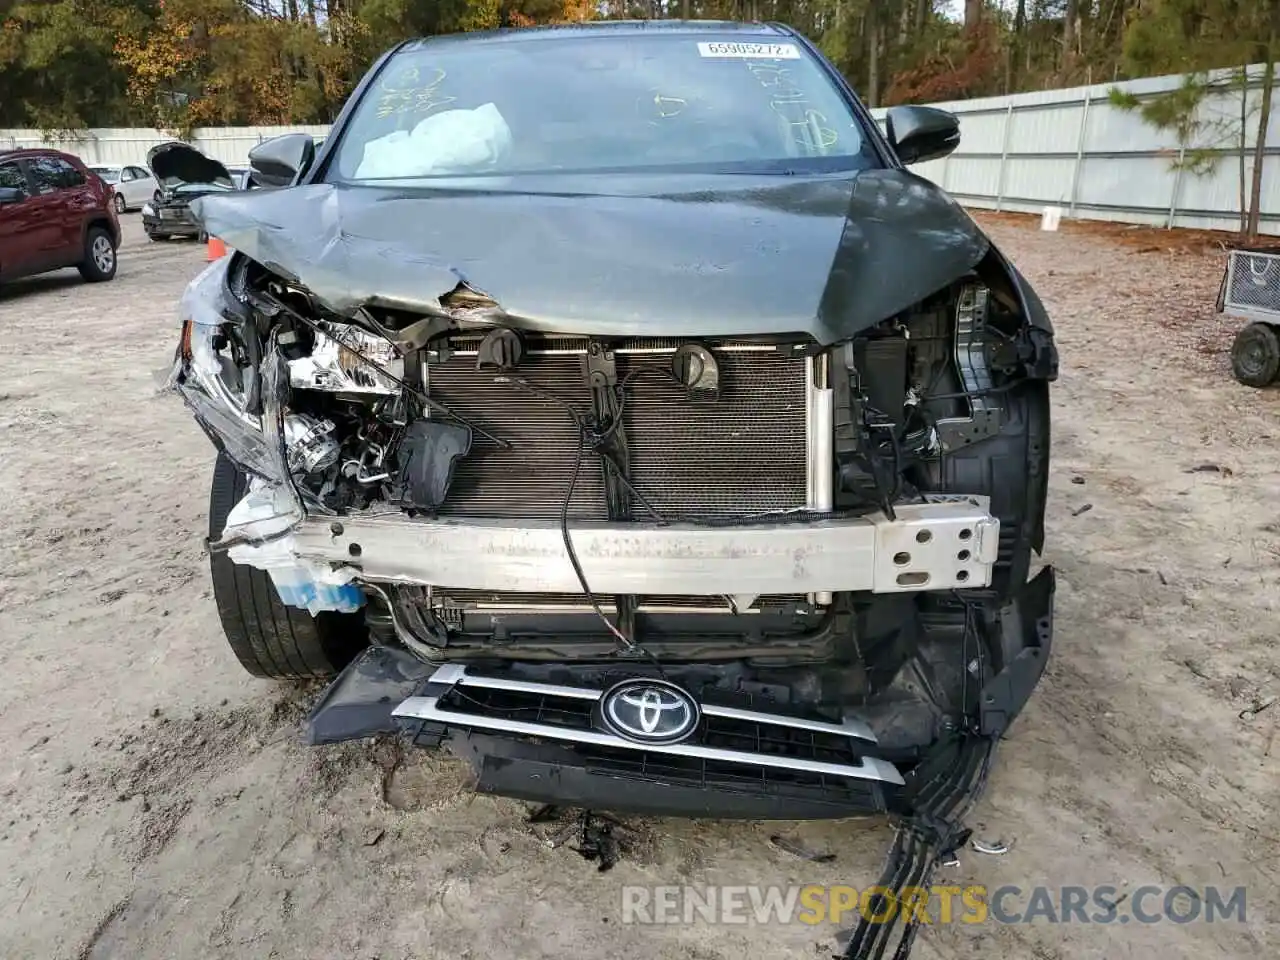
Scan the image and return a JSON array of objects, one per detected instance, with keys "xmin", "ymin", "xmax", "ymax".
[
  {"xmin": 699, "ymin": 703, "xmax": 877, "ymax": 743},
  {"xmin": 393, "ymin": 665, "xmax": 901, "ymax": 785},
  {"xmin": 426, "ymin": 664, "xmax": 878, "ymax": 741},
  {"xmin": 429, "ymin": 663, "xmax": 601, "ymax": 701}
]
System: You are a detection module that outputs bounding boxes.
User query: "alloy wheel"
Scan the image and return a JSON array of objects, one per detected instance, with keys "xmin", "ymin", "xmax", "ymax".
[{"xmin": 92, "ymin": 235, "xmax": 115, "ymax": 274}]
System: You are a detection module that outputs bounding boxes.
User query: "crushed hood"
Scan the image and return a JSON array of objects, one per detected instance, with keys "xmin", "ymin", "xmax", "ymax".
[
  {"xmin": 191, "ymin": 169, "xmax": 991, "ymax": 344},
  {"xmin": 147, "ymin": 141, "xmax": 234, "ymax": 189}
]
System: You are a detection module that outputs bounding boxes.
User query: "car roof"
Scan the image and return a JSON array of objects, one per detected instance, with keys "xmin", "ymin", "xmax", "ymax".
[
  {"xmin": 403, "ymin": 19, "xmax": 796, "ymax": 52},
  {"xmin": 0, "ymin": 147, "xmax": 78, "ymax": 161}
]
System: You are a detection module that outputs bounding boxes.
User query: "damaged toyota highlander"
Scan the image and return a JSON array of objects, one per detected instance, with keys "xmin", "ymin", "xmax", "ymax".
[{"xmin": 169, "ymin": 22, "xmax": 1057, "ymax": 956}]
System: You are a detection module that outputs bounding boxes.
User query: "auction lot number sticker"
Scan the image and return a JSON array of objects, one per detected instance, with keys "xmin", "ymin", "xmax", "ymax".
[{"xmin": 697, "ymin": 42, "xmax": 801, "ymax": 59}]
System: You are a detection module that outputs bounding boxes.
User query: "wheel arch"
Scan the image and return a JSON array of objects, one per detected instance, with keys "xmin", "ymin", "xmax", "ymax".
[{"xmin": 82, "ymin": 213, "xmax": 120, "ymax": 250}]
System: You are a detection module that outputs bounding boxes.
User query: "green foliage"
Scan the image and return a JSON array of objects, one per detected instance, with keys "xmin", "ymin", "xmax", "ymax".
[
  {"xmin": 1109, "ymin": 0, "xmax": 1278, "ymax": 233},
  {"xmin": 0, "ymin": 0, "xmax": 144, "ymax": 128},
  {"xmin": 0, "ymin": 0, "xmax": 1272, "ymax": 132},
  {"xmin": 1108, "ymin": 74, "xmax": 1227, "ymax": 173}
]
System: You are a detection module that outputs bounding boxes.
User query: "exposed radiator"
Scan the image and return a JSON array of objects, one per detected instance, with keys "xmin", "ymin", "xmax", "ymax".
[{"xmin": 425, "ymin": 336, "xmax": 809, "ymax": 521}]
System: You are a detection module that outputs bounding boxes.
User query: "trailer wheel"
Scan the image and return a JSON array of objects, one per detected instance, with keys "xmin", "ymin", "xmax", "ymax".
[{"xmin": 1230, "ymin": 322, "xmax": 1280, "ymax": 388}]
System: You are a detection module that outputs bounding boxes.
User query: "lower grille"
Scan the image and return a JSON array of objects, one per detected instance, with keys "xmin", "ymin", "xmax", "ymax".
[
  {"xmin": 425, "ymin": 337, "xmax": 808, "ymax": 520},
  {"xmin": 392, "ymin": 664, "xmax": 904, "ymax": 787}
]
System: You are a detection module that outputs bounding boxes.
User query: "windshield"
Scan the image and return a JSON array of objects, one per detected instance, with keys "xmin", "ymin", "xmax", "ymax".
[
  {"xmin": 91, "ymin": 167, "xmax": 121, "ymax": 183},
  {"xmin": 329, "ymin": 34, "xmax": 871, "ymax": 181}
]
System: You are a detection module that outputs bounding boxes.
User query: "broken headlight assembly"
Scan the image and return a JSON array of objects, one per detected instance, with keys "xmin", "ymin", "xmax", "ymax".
[
  {"xmin": 170, "ymin": 256, "xmax": 409, "ymax": 493},
  {"xmin": 169, "ymin": 257, "xmax": 285, "ymax": 483},
  {"xmin": 174, "ymin": 256, "xmax": 440, "ymax": 525},
  {"xmin": 288, "ymin": 322, "xmax": 404, "ymax": 394}
]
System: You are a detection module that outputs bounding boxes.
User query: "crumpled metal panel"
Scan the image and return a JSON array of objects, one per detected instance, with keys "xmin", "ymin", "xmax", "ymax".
[{"xmin": 191, "ymin": 168, "xmax": 991, "ymax": 345}]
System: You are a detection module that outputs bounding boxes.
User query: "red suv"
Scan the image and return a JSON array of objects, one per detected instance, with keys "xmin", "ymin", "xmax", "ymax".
[{"xmin": 0, "ymin": 148, "xmax": 121, "ymax": 285}]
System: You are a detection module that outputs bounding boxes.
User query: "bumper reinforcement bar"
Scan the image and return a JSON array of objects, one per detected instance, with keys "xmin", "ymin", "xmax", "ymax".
[{"xmin": 282, "ymin": 496, "xmax": 999, "ymax": 596}]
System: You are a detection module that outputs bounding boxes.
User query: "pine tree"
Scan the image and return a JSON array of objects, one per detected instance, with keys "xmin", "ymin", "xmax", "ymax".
[{"xmin": 1110, "ymin": 0, "xmax": 1276, "ymax": 237}]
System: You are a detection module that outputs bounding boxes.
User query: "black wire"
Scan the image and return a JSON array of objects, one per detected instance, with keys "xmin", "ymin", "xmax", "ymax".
[
  {"xmin": 959, "ymin": 595, "xmax": 972, "ymax": 719},
  {"xmin": 503, "ymin": 374, "xmax": 668, "ymax": 674},
  {"xmin": 508, "ymin": 372, "xmax": 855, "ymax": 526},
  {"xmin": 590, "ymin": 372, "xmax": 657, "ymax": 520},
  {"xmin": 502, "ymin": 370, "xmax": 667, "ymax": 521},
  {"xmin": 563, "ymin": 423, "xmax": 671, "ymax": 679},
  {"xmin": 919, "ymin": 380, "xmax": 1022, "ymax": 403},
  {"xmin": 559, "ymin": 429, "xmax": 634, "ymax": 648},
  {"xmin": 955, "ymin": 594, "xmax": 986, "ymax": 726},
  {"xmin": 598, "ymin": 452, "xmax": 666, "ymax": 523},
  {"xmin": 862, "ymin": 406, "xmax": 902, "ymax": 521},
  {"xmin": 887, "ymin": 425, "xmax": 904, "ymax": 501}
]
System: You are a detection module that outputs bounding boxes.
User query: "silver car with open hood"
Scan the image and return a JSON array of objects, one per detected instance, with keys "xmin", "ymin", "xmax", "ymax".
[{"xmin": 142, "ymin": 141, "xmax": 236, "ymax": 241}]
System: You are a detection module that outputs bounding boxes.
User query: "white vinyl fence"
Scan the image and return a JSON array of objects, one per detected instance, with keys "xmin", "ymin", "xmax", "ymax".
[
  {"xmin": 870, "ymin": 63, "xmax": 1280, "ymax": 235},
  {"xmin": 0, "ymin": 125, "xmax": 331, "ymax": 168},
  {"xmin": 2, "ymin": 63, "xmax": 1276, "ymax": 234}
]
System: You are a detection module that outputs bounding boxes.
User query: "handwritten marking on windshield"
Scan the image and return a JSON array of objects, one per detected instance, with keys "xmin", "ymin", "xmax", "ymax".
[
  {"xmin": 646, "ymin": 91, "xmax": 689, "ymax": 120},
  {"xmin": 745, "ymin": 61, "xmax": 838, "ymax": 152},
  {"xmin": 374, "ymin": 65, "xmax": 456, "ymax": 120}
]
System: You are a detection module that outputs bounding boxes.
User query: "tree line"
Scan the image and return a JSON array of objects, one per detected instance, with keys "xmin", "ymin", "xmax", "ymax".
[{"xmin": 0, "ymin": 0, "xmax": 1275, "ymax": 134}]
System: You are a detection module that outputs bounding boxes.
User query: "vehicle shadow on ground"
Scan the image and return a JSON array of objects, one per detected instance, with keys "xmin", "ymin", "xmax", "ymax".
[{"xmin": 0, "ymin": 272, "xmax": 87, "ymax": 301}]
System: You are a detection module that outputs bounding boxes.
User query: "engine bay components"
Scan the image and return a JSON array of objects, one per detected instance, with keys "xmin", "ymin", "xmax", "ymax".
[
  {"xmin": 476, "ymin": 326, "xmax": 525, "ymax": 372},
  {"xmin": 670, "ymin": 342, "xmax": 720, "ymax": 402},
  {"xmin": 932, "ymin": 284, "xmax": 1003, "ymax": 451},
  {"xmin": 392, "ymin": 420, "xmax": 473, "ymax": 510},
  {"xmin": 175, "ymin": 247, "xmax": 1052, "ymax": 630},
  {"xmin": 284, "ymin": 413, "xmax": 340, "ymax": 475}
]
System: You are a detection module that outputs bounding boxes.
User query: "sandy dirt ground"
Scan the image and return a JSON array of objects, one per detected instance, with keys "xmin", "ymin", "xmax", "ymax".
[{"xmin": 1, "ymin": 212, "xmax": 1278, "ymax": 960}]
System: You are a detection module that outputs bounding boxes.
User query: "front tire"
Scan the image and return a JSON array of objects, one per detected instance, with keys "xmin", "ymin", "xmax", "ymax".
[
  {"xmin": 77, "ymin": 226, "xmax": 117, "ymax": 282},
  {"xmin": 1230, "ymin": 322, "xmax": 1280, "ymax": 387},
  {"xmin": 208, "ymin": 453, "xmax": 367, "ymax": 679},
  {"xmin": 113, "ymin": 193, "xmax": 126, "ymax": 214}
]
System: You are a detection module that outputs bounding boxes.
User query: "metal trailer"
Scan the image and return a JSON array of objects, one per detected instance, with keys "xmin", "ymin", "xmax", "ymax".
[{"xmin": 1221, "ymin": 248, "xmax": 1280, "ymax": 387}]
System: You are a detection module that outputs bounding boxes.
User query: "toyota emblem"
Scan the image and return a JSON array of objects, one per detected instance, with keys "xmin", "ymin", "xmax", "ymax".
[{"xmin": 600, "ymin": 679, "xmax": 700, "ymax": 745}]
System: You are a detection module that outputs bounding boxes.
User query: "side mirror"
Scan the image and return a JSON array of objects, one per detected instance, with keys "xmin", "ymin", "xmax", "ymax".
[
  {"xmin": 885, "ymin": 106, "xmax": 960, "ymax": 166},
  {"xmin": 0, "ymin": 186, "xmax": 26, "ymax": 205},
  {"xmin": 249, "ymin": 133, "xmax": 316, "ymax": 188}
]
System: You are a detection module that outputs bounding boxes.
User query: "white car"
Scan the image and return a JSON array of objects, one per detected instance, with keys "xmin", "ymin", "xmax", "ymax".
[{"xmin": 88, "ymin": 164, "xmax": 158, "ymax": 213}]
